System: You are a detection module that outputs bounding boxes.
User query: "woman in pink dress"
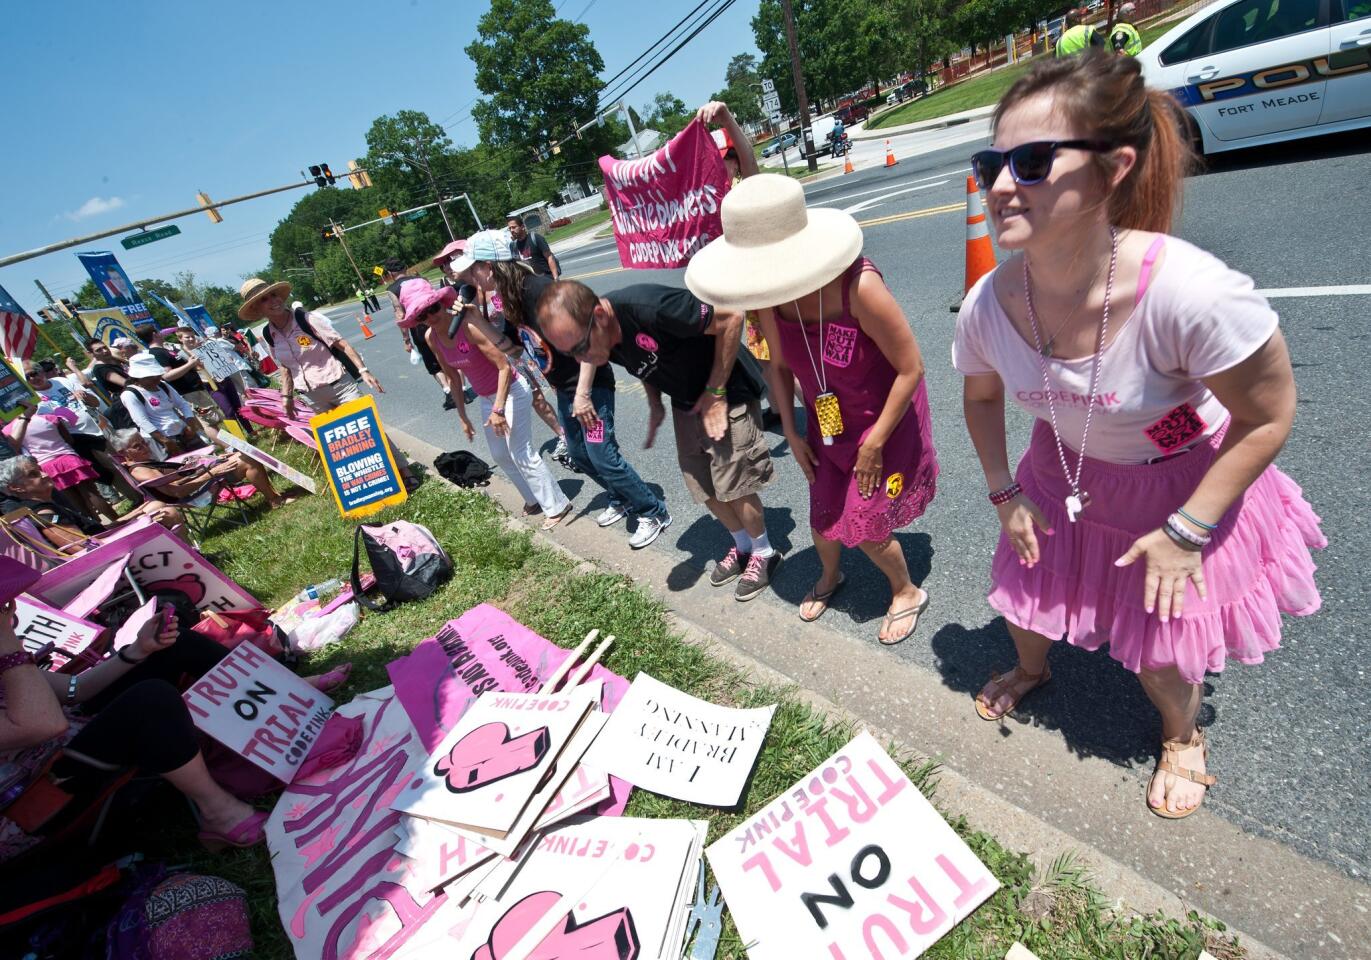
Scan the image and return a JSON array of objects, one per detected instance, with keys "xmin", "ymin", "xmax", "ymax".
[
  {"xmin": 4, "ymin": 400, "xmax": 117, "ymax": 523},
  {"xmin": 686, "ymin": 175, "xmax": 938, "ymax": 644},
  {"xmin": 952, "ymin": 53, "xmax": 1324, "ymax": 818}
]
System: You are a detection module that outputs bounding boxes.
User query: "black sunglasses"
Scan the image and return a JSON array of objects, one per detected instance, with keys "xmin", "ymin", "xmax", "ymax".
[
  {"xmin": 568, "ymin": 310, "xmax": 596, "ymax": 359},
  {"xmin": 970, "ymin": 139, "xmax": 1116, "ymax": 190}
]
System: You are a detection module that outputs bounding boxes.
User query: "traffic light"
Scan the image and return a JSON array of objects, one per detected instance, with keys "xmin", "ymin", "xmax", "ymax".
[
  {"xmin": 309, "ymin": 163, "xmax": 337, "ymax": 187},
  {"xmin": 347, "ymin": 160, "xmax": 373, "ymax": 189},
  {"xmin": 57, "ymin": 298, "xmax": 79, "ymax": 318},
  {"xmin": 321, "ymin": 227, "xmax": 334, "ymax": 241},
  {"xmin": 321, "ymin": 163, "xmax": 335, "ymax": 185}
]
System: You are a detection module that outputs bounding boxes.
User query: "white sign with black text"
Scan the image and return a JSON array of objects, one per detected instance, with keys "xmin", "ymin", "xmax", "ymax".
[{"xmin": 582, "ymin": 672, "xmax": 775, "ymax": 807}]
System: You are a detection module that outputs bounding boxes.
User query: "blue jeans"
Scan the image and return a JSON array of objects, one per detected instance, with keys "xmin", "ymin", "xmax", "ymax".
[{"xmin": 557, "ymin": 387, "xmax": 666, "ymax": 520}]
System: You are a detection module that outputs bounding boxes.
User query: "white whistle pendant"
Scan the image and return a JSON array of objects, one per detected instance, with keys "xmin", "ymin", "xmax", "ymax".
[{"xmin": 1065, "ymin": 494, "xmax": 1083, "ymax": 523}]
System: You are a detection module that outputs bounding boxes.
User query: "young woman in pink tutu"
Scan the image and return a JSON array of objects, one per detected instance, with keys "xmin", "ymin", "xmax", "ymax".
[{"xmin": 953, "ymin": 53, "xmax": 1324, "ymax": 819}]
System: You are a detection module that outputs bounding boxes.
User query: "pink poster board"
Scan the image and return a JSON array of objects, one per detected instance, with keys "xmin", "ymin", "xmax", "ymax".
[
  {"xmin": 30, "ymin": 517, "xmax": 260, "ymax": 614},
  {"xmin": 385, "ymin": 603, "xmax": 631, "ymax": 815}
]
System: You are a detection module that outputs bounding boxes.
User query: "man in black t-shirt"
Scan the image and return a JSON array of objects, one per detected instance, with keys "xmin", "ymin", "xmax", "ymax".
[
  {"xmin": 507, "ymin": 218, "xmax": 559, "ymax": 278},
  {"xmin": 537, "ymin": 280, "xmax": 781, "ymax": 599},
  {"xmin": 508, "ymin": 275, "xmax": 669, "ymax": 548}
]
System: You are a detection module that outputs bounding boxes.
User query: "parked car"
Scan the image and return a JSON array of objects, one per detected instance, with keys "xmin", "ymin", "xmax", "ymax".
[
  {"xmin": 886, "ymin": 80, "xmax": 921, "ymax": 105},
  {"xmin": 833, "ymin": 102, "xmax": 870, "ymax": 126},
  {"xmin": 761, "ymin": 132, "xmax": 799, "ymax": 157},
  {"xmin": 1139, "ymin": 0, "xmax": 1371, "ymax": 155}
]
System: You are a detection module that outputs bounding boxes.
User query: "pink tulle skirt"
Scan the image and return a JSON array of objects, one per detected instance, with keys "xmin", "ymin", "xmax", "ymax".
[
  {"xmin": 989, "ymin": 420, "xmax": 1326, "ymax": 684},
  {"xmin": 39, "ymin": 453, "xmax": 98, "ymax": 490}
]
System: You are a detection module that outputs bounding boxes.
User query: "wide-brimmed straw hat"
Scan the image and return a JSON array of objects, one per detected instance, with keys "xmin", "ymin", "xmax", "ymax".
[
  {"xmin": 432, "ymin": 240, "xmax": 467, "ymax": 267},
  {"xmin": 126, "ymin": 352, "xmax": 167, "ymax": 379},
  {"xmin": 238, "ymin": 278, "xmax": 292, "ymax": 320},
  {"xmin": 396, "ymin": 279, "xmax": 456, "ymax": 329},
  {"xmin": 684, "ymin": 174, "xmax": 862, "ymax": 310}
]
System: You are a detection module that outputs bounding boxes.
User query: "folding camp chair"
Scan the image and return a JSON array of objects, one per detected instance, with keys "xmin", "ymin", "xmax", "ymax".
[{"xmin": 111, "ymin": 457, "xmax": 253, "ymax": 542}]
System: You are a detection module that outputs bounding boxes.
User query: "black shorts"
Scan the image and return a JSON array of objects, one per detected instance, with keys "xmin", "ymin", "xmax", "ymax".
[{"xmin": 413, "ymin": 328, "xmax": 443, "ymax": 376}]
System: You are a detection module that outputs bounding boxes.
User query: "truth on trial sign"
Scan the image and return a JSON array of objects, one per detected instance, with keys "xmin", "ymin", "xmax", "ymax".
[
  {"xmin": 309, "ymin": 395, "xmax": 407, "ymax": 518},
  {"xmin": 183, "ymin": 643, "xmax": 335, "ymax": 781}
]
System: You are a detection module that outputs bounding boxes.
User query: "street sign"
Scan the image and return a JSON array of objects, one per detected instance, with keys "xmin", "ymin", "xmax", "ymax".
[
  {"xmin": 769, "ymin": 111, "xmax": 783, "ymax": 124},
  {"xmin": 120, "ymin": 225, "xmax": 181, "ymax": 250},
  {"xmin": 761, "ymin": 92, "xmax": 781, "ymax": 114},
  {"xmin": 372, "ymin": 265, "xmax": 384, "ymax": 277},
  {"xmin": 378, "ymin": 208, "xmax": 392, "ymax": 219},
  {"xmin": 761, "ymin": 78, "xmax": 775, "ymax": 93},
  {"xmin": 404, "ymin": 209, "xmax": 427, "ymax": 221}
]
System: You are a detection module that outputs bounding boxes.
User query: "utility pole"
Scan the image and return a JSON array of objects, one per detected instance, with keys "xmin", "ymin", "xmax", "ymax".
[
  {"xmin": 329, "ymin": 220, "xmax": 368, "ymax": 291},
  {"xmin": 780, "ymin": 0, "xmax": 818, "ymax": 173},
  {"xmin": 401, "ymin": 149, "xmax": 457, "ymax": 241},
  {"xmin": 620, "ymin": 101, "xmax": 642, "ymax": 158}
]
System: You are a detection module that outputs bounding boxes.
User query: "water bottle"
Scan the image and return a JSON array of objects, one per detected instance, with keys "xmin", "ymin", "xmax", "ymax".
[
  {"xmin": 409, "ymin": 347, "xmax": 420, "ymax": 366},
  {"xmin": 297, "ymin": 578, "xmax": 342, "ymax": 602}
]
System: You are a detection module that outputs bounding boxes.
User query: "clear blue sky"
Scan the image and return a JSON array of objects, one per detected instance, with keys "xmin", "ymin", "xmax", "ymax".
[{"xmin": 2, "ymin": 0, "xmax": 760, "ymax": 316}]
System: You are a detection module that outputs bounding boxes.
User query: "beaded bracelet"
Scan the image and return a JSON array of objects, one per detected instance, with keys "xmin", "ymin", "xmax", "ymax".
[
  {"xmin": 1166, "ymin": 513, "xmax": 1211, "ymax": 549},
  {"xmin": 0, "ymin": 650, "xmax": 35, "ymax": 677},
  {"xmin": 988, "ymin": 482, "xmax": 1022, "ymax": 506},
  {"xmin": 1176, "ymin": 507, "xmax": 1217, "ymax": 532}
]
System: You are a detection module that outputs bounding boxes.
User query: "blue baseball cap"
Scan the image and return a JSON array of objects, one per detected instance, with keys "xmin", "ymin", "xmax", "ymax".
[{"xmin": 466, "ymin": 229, "xmax": 515, "ymax": 263}]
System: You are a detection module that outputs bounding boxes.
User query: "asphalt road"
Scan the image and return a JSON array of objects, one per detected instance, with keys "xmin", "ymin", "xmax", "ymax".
[{"xmin": 328, "ymin": 129, "xmax": 1371, "ymax": 882}]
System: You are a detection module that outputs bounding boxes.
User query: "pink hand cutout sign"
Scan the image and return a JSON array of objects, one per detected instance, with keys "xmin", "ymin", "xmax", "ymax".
[
  {"xmin": 435, "ymin": 721, "xmax": 550, "ymax": 794},
  {"xmin": 471, "ymin": 890, "xmax": 640, "ymax": 960}
]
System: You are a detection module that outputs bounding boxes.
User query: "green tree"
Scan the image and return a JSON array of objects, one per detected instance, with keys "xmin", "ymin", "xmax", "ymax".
[
  {"xmin": 465, "ymin": 0, "xmax": 617, "ymax": 172},
  {"xmin": 710, "ymin": 53, "xmax": 764, "ymax": 127},
  {"xmin": 643, "ymin": 92, "xmax": 692, "ymax": 138}
]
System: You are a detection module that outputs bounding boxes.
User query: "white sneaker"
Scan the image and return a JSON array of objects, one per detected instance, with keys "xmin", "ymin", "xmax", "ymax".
[
  {"xmin": 595, "ymin": 503, "xmax": 627, "ymax": 527},
  {"xmin": 628, "ymin": 512, "xmax": 672, "ymax": 549}
]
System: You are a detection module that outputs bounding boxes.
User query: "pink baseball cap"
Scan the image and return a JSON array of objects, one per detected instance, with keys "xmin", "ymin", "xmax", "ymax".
[{"xmin": 432, "ymin": 239, "xmax": 467, "ymax": 267}]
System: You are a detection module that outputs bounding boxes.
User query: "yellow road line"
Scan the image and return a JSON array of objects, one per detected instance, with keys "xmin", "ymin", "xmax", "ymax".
[
  {"xmin": 858, "ymin": 201, "xmax": 965, "ymax": 228},
  {"xmin": 567, "ymin": 200, "xmax": 967, "ymax": 281}
]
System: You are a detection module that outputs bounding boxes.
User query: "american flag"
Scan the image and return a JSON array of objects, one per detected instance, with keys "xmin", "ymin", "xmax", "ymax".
[{"xmin": 0, "ymin": 284, "xmax": 38, "ymax": 361}]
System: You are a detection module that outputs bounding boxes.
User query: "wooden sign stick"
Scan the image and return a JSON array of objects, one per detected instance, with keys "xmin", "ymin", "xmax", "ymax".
[
  {"xmin": 539, "ymin": 629, "xmax": 599, "ymax": 693},
  {"xmin": 566, "ymin": 633, "xmax": 614, "ymax": 688}
]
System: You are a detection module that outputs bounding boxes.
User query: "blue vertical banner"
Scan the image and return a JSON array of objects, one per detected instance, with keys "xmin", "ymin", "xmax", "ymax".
[
  {"xmin": 76, "ymin": 251, "xmax": 153, "ymax": 325},
  {"xmin": 150, "ymin": 291, "xmax": 200, "ymax": 332}
]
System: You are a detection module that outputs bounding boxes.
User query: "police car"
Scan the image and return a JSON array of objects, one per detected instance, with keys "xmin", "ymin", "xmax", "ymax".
[{"xmin": 1139, "ymin": 0, "xmax": 1371, "ymax": 154}]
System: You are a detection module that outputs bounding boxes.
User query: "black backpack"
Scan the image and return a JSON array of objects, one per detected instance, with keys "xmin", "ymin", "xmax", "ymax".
[
  {"xmin": 434, "ymin": 450, "xmax": 492, "ymax": 487},
  {"xmin": 262, "ymin": 307, "xmax": 361, "ymax": 381}
]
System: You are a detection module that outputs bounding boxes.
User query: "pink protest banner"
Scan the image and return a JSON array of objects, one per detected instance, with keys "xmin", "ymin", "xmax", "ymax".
[
  {"xmin": 183, "ymin": 643, "xmax": 334, "ymax": 781},
  {"xmin": 385, "ymin": 603, "xmax": 632, "ymax": 815},
  {"xmin": 706, "ymin": 731, "xmax": 999, "ymax": 959},
  {"xmin": 600, "ymin": 118, "xmax": 729, "ymax": 270},
  {"xmin": 30, "ymin": 517, "xmax": 259, "ymax": 615}
]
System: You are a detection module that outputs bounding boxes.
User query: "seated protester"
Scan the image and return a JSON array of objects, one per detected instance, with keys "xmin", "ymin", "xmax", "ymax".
[
  {"xmin": 0, "ymin": 455, "xmax": 186, "ymax": 545},
  {"xmin": 139, "ymin": 325, "xmax": 220, "ymax": 434},
  {"xmin": 109, "ymin": 429, "xmax": 299, "ymax": 510},
  {"xmin": 22, "ymin": 361, "xmax": 120, "ymax": 491},
  {"xmin": 176, "ymin": 324, "xmax": 252, "ymax": 435},
  {"xmin": 120, "ymin": 353, "xmax": 209, "ymax": 457},
  {"xmin": 3, "ymin": 400, "xmax": 118, "ymax": 524},
  {"xmin": 0, "ymin": 558, "xmax": 352, "ymax": 865}
]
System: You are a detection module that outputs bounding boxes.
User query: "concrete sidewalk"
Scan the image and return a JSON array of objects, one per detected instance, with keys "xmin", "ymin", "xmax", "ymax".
[
  {"xmin": 852, "ymin": 103, "xmax": 997, "ymax": 142},
  {"xmin": 390, "ymin": 425, "xmax": 1370, "ymax": 960}
]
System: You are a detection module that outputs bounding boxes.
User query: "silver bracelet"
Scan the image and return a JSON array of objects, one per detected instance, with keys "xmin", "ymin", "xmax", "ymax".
[{"xmin": 65, "ymin": 674, "xmax": 79, "ymax": 704}]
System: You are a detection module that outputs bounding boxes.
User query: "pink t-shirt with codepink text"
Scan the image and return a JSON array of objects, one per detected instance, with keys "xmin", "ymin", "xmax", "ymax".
[{"xmin": 952, "ymin": 235, "xmax": 1279, "ymax": 464}]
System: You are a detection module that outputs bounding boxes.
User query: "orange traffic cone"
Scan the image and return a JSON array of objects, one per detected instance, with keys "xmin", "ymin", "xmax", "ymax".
[
  {"xmin": 952, "ymin": 176, "xmax": 997, "ymax": 313},
  {"xmin": 360, "ymin": 315, "xmax": 376, "ymax": 339},
  {"xmin": 884, "ymin": 139, "xmax": 897, "ymax": 167},
  {"xmin": 843, "ymin": 154, "xmax": 855, "ymax": 175}
]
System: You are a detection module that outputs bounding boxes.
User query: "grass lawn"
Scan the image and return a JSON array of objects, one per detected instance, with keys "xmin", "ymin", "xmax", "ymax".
[
  {"xmin": 138, "ymin": 441, "xmax": 1247, "ymax": 959},
  {"xmin": 868, "ymin": 21, "xmax": 1178, "ymax": 131},
  {"xmin": 544, "ymin": 207, "xmax": 612, "ymax": 245}
]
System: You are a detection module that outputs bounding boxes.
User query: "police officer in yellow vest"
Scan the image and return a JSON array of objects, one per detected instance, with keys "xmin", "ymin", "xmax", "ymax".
[
  {"xmin": 1055, "ymin": 9, "xmax": 1105, "ymax": 57},
  {"xmin": 1109, "ymin": 3, "xmax": 1143, "ymax": 56}
]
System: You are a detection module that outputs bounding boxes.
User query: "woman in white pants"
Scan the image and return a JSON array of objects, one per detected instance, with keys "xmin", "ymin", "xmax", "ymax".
[{"xmin": 399, "ymin": 280, "xmax": 572, "ymax": 528}]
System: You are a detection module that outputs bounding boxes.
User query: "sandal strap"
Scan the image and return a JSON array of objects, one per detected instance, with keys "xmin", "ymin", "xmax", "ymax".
[
  {"xmin": 978, "ymin": 666, "xmax": 1049, "ymax": 707},
  {"xmin": 1155, "ymin": 758, "xmax": 1217, "ymax": 787}
]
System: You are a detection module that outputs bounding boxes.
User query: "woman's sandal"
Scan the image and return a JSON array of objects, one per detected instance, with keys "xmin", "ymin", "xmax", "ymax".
[
  {"xmin": 522, "ymin": 502, "xmax": 543, "ymax": 517},
  {"xmin": 541, "ymin": 504, "xmax": 574, "ymax": 531},
  {"xmin": 878, "ymin": 588, "xmax": 930, "ymax": 646},
  {"xmin": 799, "ymin": 575, "xmax": 846, "ymax": 623},
  {"xmin": 1148, "ymin": 728, "xmax": 1217, "ymax": 820},
  {"xmin": 197, "ymin": 810, "xmax": 268, "ymax": 853},
  {"xmin": 308, "ymin": 662, "xmax": 352, "ymax": 693},
  {"xmin": 974, "ymin": 664, "xmax": 1051, "ymax": 720}
]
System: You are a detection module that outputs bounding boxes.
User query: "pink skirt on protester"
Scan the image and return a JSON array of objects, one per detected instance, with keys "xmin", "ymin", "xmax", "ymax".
[
  {"xmin": 38, "ymin": 453, "xmax": 98, "ymax": 490},
  {"xmin": 989, "ymin": 420, "xmax": 1325, "ymax": 685}
]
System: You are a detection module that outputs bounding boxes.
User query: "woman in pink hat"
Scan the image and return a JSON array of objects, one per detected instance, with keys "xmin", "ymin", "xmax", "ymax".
[
  {"xmin": 952, "ymin": 54, "xmax": 1324, "ymax": 818},
  {"xmin": 399, "ymin": 279, "xmax": 572, "ymax": 528}
]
